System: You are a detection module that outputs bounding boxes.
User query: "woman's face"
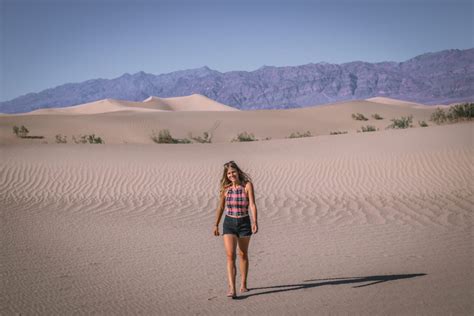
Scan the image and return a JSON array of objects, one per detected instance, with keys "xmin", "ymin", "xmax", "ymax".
[{"xmin": 226, "ymin": 167, "xmax": 239, "ymax": 182}]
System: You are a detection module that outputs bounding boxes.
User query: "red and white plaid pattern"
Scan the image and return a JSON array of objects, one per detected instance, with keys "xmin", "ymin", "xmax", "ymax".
[{"xmin": 225, "ymin": 185, "xmax": 249, "ymax": 217}]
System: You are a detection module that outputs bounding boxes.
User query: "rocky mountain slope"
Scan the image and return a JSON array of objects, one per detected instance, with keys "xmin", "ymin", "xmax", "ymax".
[{"xmin": 1, "ymin": 48, "xmax": 472, "ymax": 113}]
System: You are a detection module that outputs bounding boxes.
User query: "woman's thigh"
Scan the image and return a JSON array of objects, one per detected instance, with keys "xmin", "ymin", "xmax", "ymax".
[
  {"xmin": 237, "ymin": 236, "xmax": 251, "ymax": 256},
  {"xmin": 223, "ymin": 234, "xmax": 238, "ymax": 258}
]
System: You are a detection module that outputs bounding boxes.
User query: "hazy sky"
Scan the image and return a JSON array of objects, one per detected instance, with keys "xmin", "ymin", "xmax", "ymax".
[{"xmin": 1, "ymin": 0, "xmax": 472, "ymax": 101}]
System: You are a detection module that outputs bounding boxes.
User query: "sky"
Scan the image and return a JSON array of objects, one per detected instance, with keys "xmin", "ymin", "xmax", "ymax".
[{"xmin": 1, "ymin": 0, "xmax": 473, "ymax": 101}]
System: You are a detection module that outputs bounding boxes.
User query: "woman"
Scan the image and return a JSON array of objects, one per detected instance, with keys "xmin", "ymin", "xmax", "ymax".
[{"xmin": 213, "ymin": 161, "xmax": 258, "ymax": 299}]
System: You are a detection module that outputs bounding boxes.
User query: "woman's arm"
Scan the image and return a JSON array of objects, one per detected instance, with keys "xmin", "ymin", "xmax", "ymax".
[
  {"xmin": 214, "ymin": 189, "xmax": 226, "ymax": 227},
  {"xmin": 246, "ymin": 182, "xmax": 258, "ymax": 227}
]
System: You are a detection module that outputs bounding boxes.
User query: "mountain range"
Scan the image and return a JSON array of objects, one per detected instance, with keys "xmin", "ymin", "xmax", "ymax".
[{"xmin": 1, "ymin": 48, "xmax": 473, "ymax": 114}]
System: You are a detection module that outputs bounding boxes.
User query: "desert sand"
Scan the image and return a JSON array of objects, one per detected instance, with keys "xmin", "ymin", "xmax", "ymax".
[
  {"xmin": 0, "ymin": 97, "xmax": 472, "ymax": 315},
  {"xmin": 0, "ymin": 96, "xmax": 448, "ymax": 145}
]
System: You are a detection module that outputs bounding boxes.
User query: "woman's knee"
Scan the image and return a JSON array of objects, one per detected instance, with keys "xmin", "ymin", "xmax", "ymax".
[
  {"xmin": 226, "ymin": 252, "xmax": 236, "ymax": 261},
  {"xmin": 237, "ymin": 251, "xmax": 248, "ymax": 260}
]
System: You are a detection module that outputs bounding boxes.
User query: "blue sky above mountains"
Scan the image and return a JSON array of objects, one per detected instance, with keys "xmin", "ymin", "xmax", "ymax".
[{"xmin": 1, "ymin": 0, "xmax": 472, "ymax": 101}]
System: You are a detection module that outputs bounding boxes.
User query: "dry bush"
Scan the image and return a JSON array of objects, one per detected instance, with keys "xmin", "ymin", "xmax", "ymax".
[
  {"xmin": 72, "ymin": 134, "xmax": 104, "ymax": 144},
  {"xmin": 55, "ymin": 134, "xmax": 68, "ymax": 143},
  {"xmin": 358, "ymin": 125, "xmax": 377, "ymax": 132},
  {"xmin": 330, "ymin": 131, "xmax": 348, "ymax": 135},
  {"xmin": 288, "ymin": 131, "xmax": 312, "ymax": 138},
  {"xmin": 232, "ymin": 132, "xmax": 257, "ymax": 142},
  {"xmin": 387, "ymin": 115, "xmax": 413, "ymax": 129},
  {"xmin": 151, "ymin": 129, "xmax": 190, "ymax": 144},
  {"xmin": 352, "ymin": 113, "xmax": 368, "ymax": 121}
]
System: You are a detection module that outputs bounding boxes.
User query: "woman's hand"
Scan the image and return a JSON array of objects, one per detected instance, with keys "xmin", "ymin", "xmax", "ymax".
[
  {"xmin": 213, "ymin": 225, "xmax": 220, "ymax": 236},
  {"xmin": 252, "ymin": 223, "xmax": 258, "ymax": 234}
]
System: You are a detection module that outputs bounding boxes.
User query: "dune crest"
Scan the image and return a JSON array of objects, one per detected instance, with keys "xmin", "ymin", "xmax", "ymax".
[
  {"xmin": 25, "ymin": 99, "xmax": 165, "ymax": 115},
  {"xmin": 366, "ymin": 97, "xmax": 428, "ymax": 107},
  {"xmin": 142, "ymin": 94, "xmax": 238, "ymax": 112},
  {"xmin": 12, "ymin": 94, "xmax": 237, "ymax": 115}
]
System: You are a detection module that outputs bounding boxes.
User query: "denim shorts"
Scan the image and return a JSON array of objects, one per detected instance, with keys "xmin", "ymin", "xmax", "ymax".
[{"xmin": 223, "ymin": 215, "xmax": 252, "ymax": 238}]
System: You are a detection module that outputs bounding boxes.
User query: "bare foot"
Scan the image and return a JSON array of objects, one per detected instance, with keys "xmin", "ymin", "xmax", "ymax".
[
  {"xmin": 240, "ymin": 287, "xmax": 249, "ymax": 293},
  {"xmin": 227, "ymin": 286, "xmax": 237, "ymax": 298}
]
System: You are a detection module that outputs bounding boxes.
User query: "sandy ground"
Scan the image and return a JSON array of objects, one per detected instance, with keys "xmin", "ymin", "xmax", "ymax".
[{"xmin": 0, "ymin": 98, "xmax": 473, "ymax": 315}]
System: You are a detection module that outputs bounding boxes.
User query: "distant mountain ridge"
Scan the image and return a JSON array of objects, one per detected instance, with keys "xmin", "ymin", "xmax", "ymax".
[{"xmin": 1, "ymin": 48, "xmax": 473, "ymax": 113}]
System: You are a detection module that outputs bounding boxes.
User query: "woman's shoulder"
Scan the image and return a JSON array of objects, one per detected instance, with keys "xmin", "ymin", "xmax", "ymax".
[{"xmin": 244, "ymin": 181, "xmax": 253, "ymax": 191}]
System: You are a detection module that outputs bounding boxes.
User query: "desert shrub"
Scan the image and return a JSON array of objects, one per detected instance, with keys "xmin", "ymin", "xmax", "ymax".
[
  {"xmin": 232, "ymin": 131, "xmax": 257, "ymax": 142},
  {"xmin": 330, "ymin": 131, "xmax": 348, "ymax": 135},
  {"xmin": 430, "ymin": 108, "xmax": 448, "ymax": 124},
  {"xmin": 158, "ymin": 129, "xmax": 174, "ymax": 143},
  {"xmin": 151, "ymin": 129, "xmax": 190, "ymax": 144},
  {"xmin": 55, "ymin": 134, "xmax": 68, "ymax": 143},
  {"xmin": 288, "ymin": 131, "xmax": 312, "ymax": 138},
  {"xmin": 12, "ymin": 125, "xmax": 44, "ymax": 139},
  {"xmin": 387, "ymin": 115, "xmax": 413, "ymax": 129},
  {"xmin": 372, "ymin": 113, "xmax": 383, "ymax": 120},
  {"xmin": 189, "ymin": 132, "xmax": 211, "ymax": 143},
  {"xmin": 430, "ymin": 103, "xmax": 473, "ymax": 124},
  {"xmin": 72, "ymin": 134, "xmax": 104, "ymax": 144},
  {"xmin": 12, "ymin": 125, "xmax": 29, "ymax": 138},
  {"xmin": 187, "ymin": 121, "xmax": 220, "ymax": 144},
  {"xmin": 72, "ymin": 135, "xmax": 87, "ymax": 144},
  {"xmin": 418, "ymin": 121, "xmax": 428, "ymax": 127},
  {"xmin": 20, "ymin": 126, "xmax": 29, "ymax": 137},
  {"xmin": 352, "ymin": 113, "xmax": 368, "ymax": 121},
  {"xmin": 86, "ymin": 134, "xmax": 104, "ymax": 144},
  {"xmin": 358, "ymin": 125, "xmax": 377, "ymax": 132},
  {"xmin": 447, "ymin": 103, "xmax": 474, "ymax": 121}
]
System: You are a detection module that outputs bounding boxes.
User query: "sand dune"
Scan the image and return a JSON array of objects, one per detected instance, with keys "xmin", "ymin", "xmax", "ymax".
[
  {"xmin": 24, "ymin": 99, "xmax": 165, "ymax": 115},
  {"xmin": 0, "ymin": 98, "xmax": 472, "ymax": 314},
  {"xmin": 13, "ymin": 94, "xmax": 236, "ymax": 116},
  {"xmin": 367, "ymin": 97, "xmax": 454, "ymax": 109},
  {"xmin": 142, "ymin": 94, "xmax": 238, "ymax": 111},
  {"xmin": 0, "ymin": 99, "xmax": 446, "ymax": 145},
  {"xmin": 366, "ymin": 97, "xmax": 426, "ymax": 107}
]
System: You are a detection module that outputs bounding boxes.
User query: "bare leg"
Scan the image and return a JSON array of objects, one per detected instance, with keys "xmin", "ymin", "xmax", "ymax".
[
  {"xmin": 223, "ymin": 234, "xmax": 238, "ymax": 296},
  {"xmin": 237, "ymin": 236, "xmax": 251, "ymax": 292}
]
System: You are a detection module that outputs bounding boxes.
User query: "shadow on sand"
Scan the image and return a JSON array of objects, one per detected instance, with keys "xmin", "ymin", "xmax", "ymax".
[{"xmin": 235, "ymin": 273, "xmax": 426, "ymax": 299}]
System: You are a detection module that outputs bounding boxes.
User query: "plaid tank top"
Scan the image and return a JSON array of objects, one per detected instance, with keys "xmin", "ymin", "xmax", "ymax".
[{"xmin": 225, "ymin": 184, "xmax": 249, "ymax": 217}]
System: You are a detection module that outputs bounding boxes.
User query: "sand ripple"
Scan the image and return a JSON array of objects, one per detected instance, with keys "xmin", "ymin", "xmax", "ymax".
[{"xmin": 1, "ymin": 145, "xmax": 472, "ymax": 229}]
